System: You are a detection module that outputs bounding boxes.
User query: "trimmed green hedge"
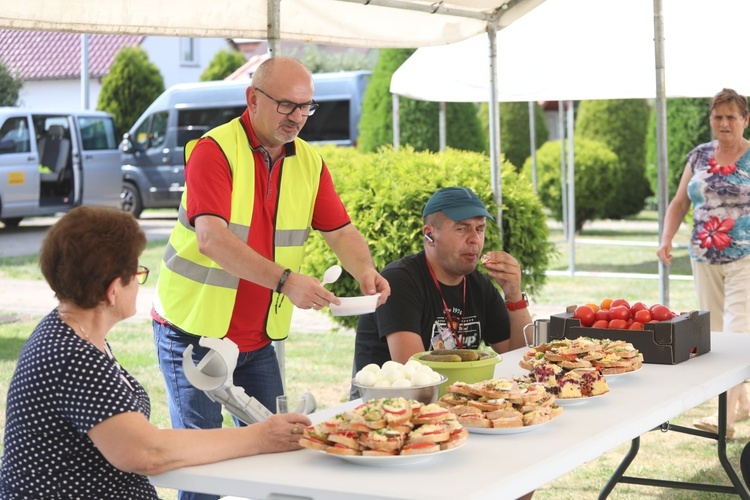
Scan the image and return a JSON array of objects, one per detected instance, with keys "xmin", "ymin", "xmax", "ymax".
[
  {"xmin": 575, "ymin": 99, "xmax": 651, "ymax": 218},
  {"xmin": 524, "ymin": 139, "xmax": 620, "ymax": 232},
  {"xmin": 305, "ymin": 145, "xmax": 554, "ymax": 328}
]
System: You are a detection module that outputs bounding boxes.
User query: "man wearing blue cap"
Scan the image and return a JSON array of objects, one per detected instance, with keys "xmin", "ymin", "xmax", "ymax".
[{"xmin": 352, "ymin": 186, "xmax": 531, "ymax": 383}]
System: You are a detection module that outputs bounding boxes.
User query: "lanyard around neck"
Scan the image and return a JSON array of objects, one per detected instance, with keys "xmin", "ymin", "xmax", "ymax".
[{"xmin": 425, "ymin": 257, "xmax": 466, "ymax": 348}]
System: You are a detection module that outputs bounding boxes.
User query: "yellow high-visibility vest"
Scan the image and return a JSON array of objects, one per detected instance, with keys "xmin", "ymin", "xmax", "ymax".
[{"xmin": 154, "ymin": 117, "xmax": 322, "ymax": 340}]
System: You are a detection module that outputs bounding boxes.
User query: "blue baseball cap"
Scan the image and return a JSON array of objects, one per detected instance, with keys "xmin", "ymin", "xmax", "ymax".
[{"xmin": 423, "ymin": 186, "xmax": 494, "ymax": 221}]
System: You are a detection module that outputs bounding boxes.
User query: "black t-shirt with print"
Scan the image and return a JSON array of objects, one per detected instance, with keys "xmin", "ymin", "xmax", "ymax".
[
  {"xmin": 354, "ymin": 251, "xmax": 510, "ymax": 374},
  {"xmin": 0, "ymin": 310, "xmax": 157, "ymax": 499}
]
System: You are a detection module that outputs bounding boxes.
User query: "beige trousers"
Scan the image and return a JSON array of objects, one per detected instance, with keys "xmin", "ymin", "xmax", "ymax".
[
  {"xmin": 691, "ymin": 256, "xmax": 750, "ymax": 428},
  {"xmin": 691, "ymin": 257, "xmax": 750, "ymax": 334}
]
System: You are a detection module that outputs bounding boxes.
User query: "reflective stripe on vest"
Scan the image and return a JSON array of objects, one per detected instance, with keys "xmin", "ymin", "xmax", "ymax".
[{"xmin": 154, "ymin": 117, "xmax": 322, "ymax": 340}]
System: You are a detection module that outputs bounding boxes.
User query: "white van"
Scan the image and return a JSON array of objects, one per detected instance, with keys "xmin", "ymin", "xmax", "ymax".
[
  {"xmin": 120, "ymin": 70, "xmax": 370, "ymax": 217},
  {"xmin": 0, "ymin": 108, "xmax": 121, "ymax": 227}
]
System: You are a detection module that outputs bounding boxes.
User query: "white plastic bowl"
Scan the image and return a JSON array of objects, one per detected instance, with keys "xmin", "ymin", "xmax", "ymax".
[{"xmin": 329, "ymin": 293, "xmax": 381, "ymax": 316}]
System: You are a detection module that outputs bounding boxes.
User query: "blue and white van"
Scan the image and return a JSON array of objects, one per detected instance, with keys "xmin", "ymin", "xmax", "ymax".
[
  {"xmin": 0, "ymin": 108, "xmax": 121, "ymax": 227},
  {"xmin": 120, "ymin": 70, "xmax": 370, "ymax": 217}
]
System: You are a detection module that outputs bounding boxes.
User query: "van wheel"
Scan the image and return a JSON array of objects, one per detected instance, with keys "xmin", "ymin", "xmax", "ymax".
[
  {"xmin": 121, "ymin": 182, "xmax": 143, "ymax": 219},
  {"xmin": 0, "ymin": 217, "xmax": 23, "ymax": 227}
]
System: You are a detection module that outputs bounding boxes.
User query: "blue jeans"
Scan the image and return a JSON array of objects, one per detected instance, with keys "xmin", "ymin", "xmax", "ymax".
[{"xmin": 153, "ymin": 321, "xmax": 284, "ymax": 500}]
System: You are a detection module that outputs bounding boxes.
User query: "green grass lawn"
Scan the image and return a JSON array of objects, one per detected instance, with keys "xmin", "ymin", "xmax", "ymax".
[{"xmin": 1, "ymin": 212, "xmax": 747, "ymax": 499}]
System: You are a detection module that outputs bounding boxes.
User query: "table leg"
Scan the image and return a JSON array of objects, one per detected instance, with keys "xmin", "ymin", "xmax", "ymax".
[
  {"xmin": 598, "ymin": 437, "xmax": 639, "ymax": 499},
  {"xmin": 599, "ymin": 392, "xmax": 749, "ymax": 499},
  {"xmin": 717, "ymin": 391, "xmax": 750, "ymax": 499}
]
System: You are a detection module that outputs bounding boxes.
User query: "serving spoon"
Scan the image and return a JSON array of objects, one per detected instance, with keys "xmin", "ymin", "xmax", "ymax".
[{"xmin": 320, "ymin": 264, "xmax": 342, "ymax": 287}]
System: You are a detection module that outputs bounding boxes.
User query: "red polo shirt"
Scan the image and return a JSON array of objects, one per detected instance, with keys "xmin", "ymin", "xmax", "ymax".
[{"xmin": 184, "ymin": 109, "xmax": 351, "ymax": 351}]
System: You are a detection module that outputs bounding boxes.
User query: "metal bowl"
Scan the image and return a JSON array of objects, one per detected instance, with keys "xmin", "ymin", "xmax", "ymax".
[{"xmin": 351, "ymin": 375, "xmax": 448, "ymax": 404}]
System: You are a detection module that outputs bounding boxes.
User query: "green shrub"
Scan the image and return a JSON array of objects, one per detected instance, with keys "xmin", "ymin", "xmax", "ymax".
[
  {"xmin": 575, "ymin": 99, "xmax": 651, "ymax": 218},
  {"xmin": 358, "ymin": 49, "xmax": 484, "ymax": 154},
  {"xmin": 97, "ymin": 47, "xmax": 164, "ymax": 138},
  {"xmin": 284, "ymin": 45, "xmax": 377, "ymax": 73},
  {"xmin": 479, "ymin": 101, "xmax": 549, "ymax": 170},
  {"xmin": 200, "ymin": 49, "xmax": 246, "ymax": 81},
  {"xmin": 645, "ymin": 97, "xmax": 711, "ymax": 200},
  {"xmin": 524, "ymin": 139, "xmax": 619, "ymax": 232},
  {"xmin": 0, "ymin": 59, "xmax": 22, "ymax": 106},
  {"xmin": 304, "ymin": 145, "xmax": 554, "ymax": 328},
  {"xmin": 358, "ymin": 49, "xmax": 410, "ymax": 153}
]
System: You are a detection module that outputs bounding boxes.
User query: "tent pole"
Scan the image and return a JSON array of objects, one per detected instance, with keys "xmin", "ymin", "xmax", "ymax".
[
  {"xmin": 268, "ymin": 0, "xmax": 282, "ymax": 388},
  {"xmin": 566, "ymin": 100, "xmax": 576, "ymax": 275},
  {"xmin": 392, "ymin": 94, "xmax": 400, "ymax": 151},
  {"xmin": 267, "ymin": 0, "xmax": 280, "ymax": 57},
  {"xmin": 80, "ymin": 34, "xmax": 89, "ymax": 110},
  {"xmin": 653, "ymin": 0, "xmax": 670, "ymax": 307},
  {"xmin": 487, "ymin": 26, "xmax": 503, "ymax": 238},
  {"xmin": 439, "ymin": 102, "xmax": 447, "ymax": 152},
  {"xmin": 558, "ymin": 101, "xmax": 567, "ymax": 242},
  {"xmin": 529, "ymin": 101, "xmax": 537, "ymax": 192}
]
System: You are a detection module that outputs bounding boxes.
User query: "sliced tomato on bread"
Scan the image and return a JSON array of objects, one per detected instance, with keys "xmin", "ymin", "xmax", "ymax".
[{"xmin": 411, "ymin": 403, "xmax": 450, "ymax": 424}]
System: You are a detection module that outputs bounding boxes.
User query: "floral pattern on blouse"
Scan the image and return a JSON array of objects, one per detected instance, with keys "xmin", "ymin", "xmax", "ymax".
[{"xmin": 686, "ymin": 141, "xmax": 750, "ymax": 264}]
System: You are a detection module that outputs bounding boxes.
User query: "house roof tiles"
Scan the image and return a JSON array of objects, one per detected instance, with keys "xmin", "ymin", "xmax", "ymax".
[{"xmin": 0, "ymin": 30, "xmax": 144, "ymax": 80}]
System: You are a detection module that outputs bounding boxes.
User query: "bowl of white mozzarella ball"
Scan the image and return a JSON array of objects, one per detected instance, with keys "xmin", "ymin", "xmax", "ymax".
[{"xmin": 352, "ymin": 360, "xmax": 447, "ymax": 404}]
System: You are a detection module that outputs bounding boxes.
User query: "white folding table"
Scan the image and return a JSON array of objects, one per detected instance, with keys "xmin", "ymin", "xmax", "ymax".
[{"xmin": 150, "ymin": 332, "xmax": 750, "ymax": 500}]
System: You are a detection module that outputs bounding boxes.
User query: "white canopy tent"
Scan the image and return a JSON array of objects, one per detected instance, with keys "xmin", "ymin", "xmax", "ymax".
[
  {"xmin": 2, "ymin": 0, "xmax": 544, "ymax": 226},
  {"xmin": 390, "ymin": 0, "xmax": 750, "ymax": 305},
  {"xmin": 0, "ymin": 0, "xmax": 546, "ymax": 380},
  {"xmin": 391, "ymin": 0, "xmax": 750, "ymax": 101},
  {"xmin": 0, "ymin": 0, "xmax": 542, "ymax": 49}
]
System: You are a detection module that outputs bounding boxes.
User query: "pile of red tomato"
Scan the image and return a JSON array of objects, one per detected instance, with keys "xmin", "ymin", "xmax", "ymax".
[{"xmin": 573, "ymin": 298, "xmax": 678, "ymax": 330}]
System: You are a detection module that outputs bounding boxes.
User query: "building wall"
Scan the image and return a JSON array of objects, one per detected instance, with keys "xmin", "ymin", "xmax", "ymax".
[
  {"xmin": 17, "ymin": 79, "xmax": 104, "ymax": 110},
  {"xmin": 15, "ymin": 37, "xmax": 232, "ymax": 111},
  {"xmin": 140, "ymin": 37, "xmax": 232, "ymax": 89}
]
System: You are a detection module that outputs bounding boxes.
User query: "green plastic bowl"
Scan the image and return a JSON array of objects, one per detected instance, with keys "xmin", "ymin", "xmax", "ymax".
[{"xmin": 410, "ymin": 351, "xmax": 502, "ymax": 397}]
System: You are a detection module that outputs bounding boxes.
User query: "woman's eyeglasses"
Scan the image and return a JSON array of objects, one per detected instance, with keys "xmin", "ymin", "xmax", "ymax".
[{"xmin": 135, "ymin": 265, "xmax": 150, "ymax": 285}]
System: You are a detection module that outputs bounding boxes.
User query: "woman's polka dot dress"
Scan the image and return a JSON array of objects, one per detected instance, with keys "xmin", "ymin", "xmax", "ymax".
[{"xmin": 0, "ymin": 310, "xmax": 157, "ymax": 498}]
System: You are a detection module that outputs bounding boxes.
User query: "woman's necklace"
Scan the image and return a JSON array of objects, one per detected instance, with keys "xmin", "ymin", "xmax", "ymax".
[
  {"xmin": 710, "ymin": 140, "xmax": 747, "ymax": 176},
  {"xmin": 57, "ymin": 308, "xmax": 134, "ymax": 390},
  {"xmin": 57, "ymin": 309, "xmax": 93, "ymax": 343}
]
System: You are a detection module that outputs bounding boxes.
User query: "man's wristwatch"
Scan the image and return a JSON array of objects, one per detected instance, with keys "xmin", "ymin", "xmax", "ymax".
[{"xmin": 506, "ymin": 292, "xmax": 529, "ymax": 311}]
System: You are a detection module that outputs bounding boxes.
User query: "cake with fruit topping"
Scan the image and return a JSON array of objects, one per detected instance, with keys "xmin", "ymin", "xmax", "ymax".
[
  {"xmin": 528, "ymin": 361, "xmax": 564, "ymax": 388},
  {"xmin": 557, "ymin": 372, "xmax": 584, "ymax": 398},
  {"xmin": 571, "ymin": 367, "xmax": 609, "ymax": 396}
]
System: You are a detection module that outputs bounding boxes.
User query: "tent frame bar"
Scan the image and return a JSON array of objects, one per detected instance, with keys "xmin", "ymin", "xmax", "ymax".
[
  {"xmin": 336, "ymin": 0, "xmax": 491, "ymax": 20},
  {"xmin": 336, "ymin": 0, "xmax": 527, "ymax": 22}
]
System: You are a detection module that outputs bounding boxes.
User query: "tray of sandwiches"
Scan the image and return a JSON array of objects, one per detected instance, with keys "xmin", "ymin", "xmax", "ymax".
[
  {"xmin": 436, "ymin": 377, "xmax": 563, "ymax": 433},
  {"xmin": 521, "ymin": 337, "xmax": 644, "ymax": 376},
  {"xmin": 299, "ymin": 397, "xmax": 467, "ymax": 465},
  {"xmin": 516, "ymin": 338, "xmax": 633, "ymax": 402}
]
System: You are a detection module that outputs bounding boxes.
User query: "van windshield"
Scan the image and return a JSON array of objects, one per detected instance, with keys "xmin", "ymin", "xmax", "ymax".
[
  {"xmin": 177, "ymin": 107, "xmax": 246, "ymax": 148},
  {"xmin": 299, "ymin": 99, "xmax": 350, "ymax": 143}
]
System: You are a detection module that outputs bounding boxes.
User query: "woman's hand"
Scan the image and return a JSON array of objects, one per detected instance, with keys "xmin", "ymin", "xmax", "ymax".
[
  {"xmin": 656, "ymin": 241, "xmax": 673, "ymax": 266},
  {"xmin": 253, "ymin": 413, "xmax": 312, "ymax": 453}
]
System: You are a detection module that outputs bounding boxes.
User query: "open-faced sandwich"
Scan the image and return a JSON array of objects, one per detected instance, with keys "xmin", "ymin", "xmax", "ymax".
[
  {"xmin": 438, "ymin": 378, "xmax": 563, "ymax": 429},
  {"xmin": 299, "ymin": 397, "xmax": 468, "ymax": 456}
]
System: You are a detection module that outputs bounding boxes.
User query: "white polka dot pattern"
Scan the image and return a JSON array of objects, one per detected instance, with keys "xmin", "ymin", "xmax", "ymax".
[{"xmin": 0, "ymin": 310, "xmax": 157, "ymax": 498}]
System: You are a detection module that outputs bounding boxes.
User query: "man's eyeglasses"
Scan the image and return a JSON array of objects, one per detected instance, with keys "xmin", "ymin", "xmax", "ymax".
[
  {"xmin": 135, "ymin": 265, "xmax": 150, "ymax": 285},
  {"xmin": 255, "ymin": 87, "xmax": 319, "ymax": 117}
]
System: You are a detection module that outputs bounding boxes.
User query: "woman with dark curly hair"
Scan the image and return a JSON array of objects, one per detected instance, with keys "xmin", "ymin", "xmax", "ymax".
[{"xmin": 0, "ymin": 207, "xmax": 310, "ymax": 499}]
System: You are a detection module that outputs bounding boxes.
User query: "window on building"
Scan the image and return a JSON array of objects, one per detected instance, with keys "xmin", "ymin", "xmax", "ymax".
[{"xmin": 181, "ymin": 38, "xmax": 198, "ymax": 66}]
